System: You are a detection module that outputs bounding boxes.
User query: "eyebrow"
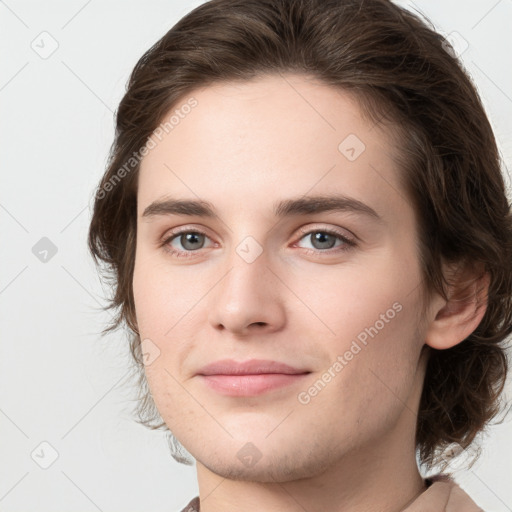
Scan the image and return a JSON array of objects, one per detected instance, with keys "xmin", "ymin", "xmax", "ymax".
[{"xmin": 142, "ymin": 194, "xmax": 383, "ymax": 223}]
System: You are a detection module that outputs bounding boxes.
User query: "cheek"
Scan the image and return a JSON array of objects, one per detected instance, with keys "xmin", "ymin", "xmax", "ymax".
[
  {"xmin": 289, "ymin": 249, "xmax": 408, "ymax": 342},
  {"xmin": 132, "ymin": 249, "xmax": 200, "ymax": 338},
  {"xmin": 297, "ymin": 305, "xmax": 422, "ymax": 449},
  {"xmin": 142, "ymin": 363, "xmax": 190, "ymax": 434},
  {"xmin": 295, "ymin": 251, "xmax": 424, "ymax": 423}
]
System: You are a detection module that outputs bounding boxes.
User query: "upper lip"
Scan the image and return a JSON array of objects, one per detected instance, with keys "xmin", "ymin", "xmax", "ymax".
[{"xmin": 197, "ymin": 359, "xmax": 310, "ymax": 376}]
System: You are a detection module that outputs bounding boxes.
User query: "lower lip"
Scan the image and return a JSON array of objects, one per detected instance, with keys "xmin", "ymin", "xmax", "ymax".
[{"xmin": 199, "ymin": 373, "xmax": 311, "ymax": 396}]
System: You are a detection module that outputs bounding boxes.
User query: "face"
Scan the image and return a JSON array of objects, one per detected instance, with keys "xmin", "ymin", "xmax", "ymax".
[{"xmin": 133, "ymin": 74, "xmax": 430, "ymax": 482}]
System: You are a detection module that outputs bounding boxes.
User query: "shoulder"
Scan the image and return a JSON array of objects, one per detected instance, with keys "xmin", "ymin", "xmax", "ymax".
[
  {"xmin": 404, "ymin": 476, "xmax": 484, "ymax": 512},
  {"xmin": 179, "ymin": 496, "xmax": 200, "ymax": 512}
]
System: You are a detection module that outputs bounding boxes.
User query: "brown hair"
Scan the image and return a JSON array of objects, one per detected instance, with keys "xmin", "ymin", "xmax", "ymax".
[{"xmin": 88, "ymin": 0, "xmax": 512, "ymax": 469}]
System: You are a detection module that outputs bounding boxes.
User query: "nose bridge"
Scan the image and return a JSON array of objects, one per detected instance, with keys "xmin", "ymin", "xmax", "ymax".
[{"xmin": 223, "ymin": 233, "xmax": 271, "ymax": 300}]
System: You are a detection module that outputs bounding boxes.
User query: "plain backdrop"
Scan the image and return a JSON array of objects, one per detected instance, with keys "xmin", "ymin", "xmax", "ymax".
[{"xmin": 1, "ymin": 1, "xmax": 511, "ymax": 511}]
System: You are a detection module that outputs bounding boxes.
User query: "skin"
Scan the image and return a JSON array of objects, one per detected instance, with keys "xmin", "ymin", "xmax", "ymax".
[{"xmin": 132, "ymin": 74, "xmax": 488, "ymax": 512}]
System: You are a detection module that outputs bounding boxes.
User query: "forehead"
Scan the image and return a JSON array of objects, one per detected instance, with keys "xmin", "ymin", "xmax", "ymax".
[{"xmin": 137, "ymin": 74, "xmax": 405, "ymax": 220}]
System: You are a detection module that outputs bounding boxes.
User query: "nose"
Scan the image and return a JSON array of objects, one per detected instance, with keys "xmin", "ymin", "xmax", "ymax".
[{"xmin": 207, "ymin": 243, "xmax": 286, "ymax": 337}]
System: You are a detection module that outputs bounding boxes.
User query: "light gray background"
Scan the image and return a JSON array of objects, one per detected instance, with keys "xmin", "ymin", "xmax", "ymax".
[{"xmin": 1, "ymin": 1, "xmax": 511, "ymax": 511}]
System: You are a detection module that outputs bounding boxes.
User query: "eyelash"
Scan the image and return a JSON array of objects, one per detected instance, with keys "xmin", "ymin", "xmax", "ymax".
[{"xmin": 160, "ymin": 226, "xmax": 357, "ymax": 259}]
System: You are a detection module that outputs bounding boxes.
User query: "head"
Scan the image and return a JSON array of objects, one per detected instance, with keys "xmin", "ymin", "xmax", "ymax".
[{"xmin": 88, "ymin": 0, "xmax": 512, "ymax": 474}]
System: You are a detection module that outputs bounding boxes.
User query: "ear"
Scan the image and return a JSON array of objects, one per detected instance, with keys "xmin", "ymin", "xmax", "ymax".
[{"xmin": 424, "ymin": 261, "xmax": 490, "ymax": 350}]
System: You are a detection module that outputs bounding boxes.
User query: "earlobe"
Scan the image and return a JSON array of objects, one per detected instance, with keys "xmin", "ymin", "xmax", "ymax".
[{"xmin": 424, "ymin": 263, "xmax": 490, "ymax": 350}]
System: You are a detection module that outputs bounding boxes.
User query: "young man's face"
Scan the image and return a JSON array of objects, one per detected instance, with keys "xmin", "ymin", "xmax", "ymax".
[{"xmin": 133, "ymin": 74, "xmax": 431, "ymax": 482}]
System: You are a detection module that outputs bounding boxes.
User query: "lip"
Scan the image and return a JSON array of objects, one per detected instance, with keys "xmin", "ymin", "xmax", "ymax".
[
  {"xmin": 197, "ymin": 358, "xmax": 309, "ymax": 376},
  {"xmin": 196, "ymin": 359, "xmax": 312, "ymax": 397}
]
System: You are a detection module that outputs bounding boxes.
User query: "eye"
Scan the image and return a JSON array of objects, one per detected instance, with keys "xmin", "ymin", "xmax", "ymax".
[
  {"xmin": 161, "ymin": 229, "xmax": 214, "ymax": 258},
  {"xmin": 161, "ymin": 226, "xmax": 357, "ymax": 259},
  {"xmin": 294, "ymin": 227, "xmax": 356, "ymax": 256}
]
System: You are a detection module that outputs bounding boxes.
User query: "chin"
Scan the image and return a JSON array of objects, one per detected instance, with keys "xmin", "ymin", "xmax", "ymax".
[{"xmin": 191, "ymin": 432, "xmax": 345, "ymax": 483}]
